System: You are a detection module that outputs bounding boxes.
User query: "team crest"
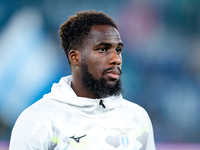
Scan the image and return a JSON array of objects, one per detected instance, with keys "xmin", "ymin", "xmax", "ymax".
[
  {"xmin": 120, "ymin": 134, "xmax": 129, "ymax": 147},
  {"xmin": 112, "ymin": 128, "xmax": 133, "ymax": 148}
]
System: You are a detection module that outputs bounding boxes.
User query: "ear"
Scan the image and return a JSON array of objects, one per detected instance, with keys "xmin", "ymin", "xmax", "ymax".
[{"xmin": 68, "ymin": 50, "xmax": 81, "ymax": 66}]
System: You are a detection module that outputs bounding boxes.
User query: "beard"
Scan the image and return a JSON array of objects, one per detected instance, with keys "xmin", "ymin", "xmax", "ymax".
[{"xmin": 80, "ymin": 60, "xmax": 123, "ymax": 98}]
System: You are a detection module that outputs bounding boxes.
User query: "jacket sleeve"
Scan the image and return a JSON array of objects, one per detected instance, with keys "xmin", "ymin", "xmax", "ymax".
[
  {"xmin": 9, "ymin": 109, "xmax": 52, "ymax": 150},
  {"xmin": 144, "ymin": 111, "xmax": 156, "ymax": 150}
]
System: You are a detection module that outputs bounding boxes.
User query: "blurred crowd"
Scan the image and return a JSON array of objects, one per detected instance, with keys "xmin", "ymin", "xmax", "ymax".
[{"xmin": 0, "ymin": 0, "xmax": 200, "ymax": 143}]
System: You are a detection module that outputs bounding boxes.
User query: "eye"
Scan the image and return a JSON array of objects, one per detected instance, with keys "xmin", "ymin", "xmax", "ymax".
[
  {"xmin": 98, "ymin": 48, "xmax": 108, "ymax": 53},
  {"xmin": 116, "ymin": 48, "xmax": 122, "ymax": 54}
]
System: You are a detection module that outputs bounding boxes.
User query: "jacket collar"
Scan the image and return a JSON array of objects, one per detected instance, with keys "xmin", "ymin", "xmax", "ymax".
[{"xmin": 44, "ymin": 75, "xmax": 122, "ymax": 118}]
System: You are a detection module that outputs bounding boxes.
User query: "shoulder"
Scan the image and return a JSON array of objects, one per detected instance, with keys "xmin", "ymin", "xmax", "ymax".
[
  {"xmin": 10, "ymin": 98, "xmax": 62, "ymax": 149},
  {"xmin": 11, "ymin": 98, "xmax": 63, "ymax": 137},
  {"xmin": 18, "ymin": 98, "xmax": 60, "ymax": 121},
  {"xmin": 120, "ymin": 99, "xmax": 154, "ymax": 133},
  {"xmin": 121, "ymin": 99, "xmax": 146, "ymax": 112},
  {"xmin": 120, "ymin": 99, "xmax": 151, "ymax": 121}
]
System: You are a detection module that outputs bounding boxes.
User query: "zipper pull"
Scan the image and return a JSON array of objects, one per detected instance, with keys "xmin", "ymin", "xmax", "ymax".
[{"xmin": 99, "ymin": 99, "xmax": 106, "ymax": 108}]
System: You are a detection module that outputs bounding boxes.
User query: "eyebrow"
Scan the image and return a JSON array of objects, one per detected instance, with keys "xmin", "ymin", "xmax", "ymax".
[{"xmin": 95, "ymin": 42, "xmax": 124, "ymax": 47}]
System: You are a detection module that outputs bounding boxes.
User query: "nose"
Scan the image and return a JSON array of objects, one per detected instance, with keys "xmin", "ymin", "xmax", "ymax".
[{"xmin": 109, "ymin": 50, "xmax": 122, "ymax": 66}]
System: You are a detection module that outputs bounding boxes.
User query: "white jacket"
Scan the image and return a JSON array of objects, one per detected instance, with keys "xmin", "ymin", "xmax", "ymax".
[{"xmin": 9, "ymin": 75, "xmax": 155, "ymax": 150}]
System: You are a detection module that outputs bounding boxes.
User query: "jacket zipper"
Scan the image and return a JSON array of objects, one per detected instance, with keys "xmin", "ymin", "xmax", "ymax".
[
  {"xmin": 98, "ymin": 99, "xmax": 106, "ymax": 118},
  {"xmin": 99, "ymin": 99, "xmax": 106, "ymax": 108}
]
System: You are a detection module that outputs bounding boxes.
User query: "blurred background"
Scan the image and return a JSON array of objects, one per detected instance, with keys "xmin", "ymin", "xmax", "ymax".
[{"xmin": 0, "ymin": 0, "xmax": 200, "ymax": 149}]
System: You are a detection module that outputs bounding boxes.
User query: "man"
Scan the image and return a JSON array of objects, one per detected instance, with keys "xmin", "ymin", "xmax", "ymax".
[{"xmin": 9, "ymin": 10, "xmax": 155, "ymax": 150}]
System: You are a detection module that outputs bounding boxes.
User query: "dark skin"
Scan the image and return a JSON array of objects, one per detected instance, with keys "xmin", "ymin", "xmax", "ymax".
[{"xmin": 68, "ymin": 25, "xmax": 123, "ymax": 99}]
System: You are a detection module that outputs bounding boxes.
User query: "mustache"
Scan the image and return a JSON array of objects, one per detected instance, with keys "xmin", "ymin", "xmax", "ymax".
[{"xmin": 102, "ymin": 67, "xmax": 122, "ymax": 75}]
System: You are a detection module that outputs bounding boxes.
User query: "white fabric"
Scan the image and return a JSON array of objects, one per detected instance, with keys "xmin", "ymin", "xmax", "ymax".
[{"xmin": 9, "ymin": 75, "xmax": 156, "ymax": 150}]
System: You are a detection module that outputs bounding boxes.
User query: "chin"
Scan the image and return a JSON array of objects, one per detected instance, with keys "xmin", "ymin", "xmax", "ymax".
[{"xmin": 106, "ymin": 79, "xmax": 119, "ymax": 86}]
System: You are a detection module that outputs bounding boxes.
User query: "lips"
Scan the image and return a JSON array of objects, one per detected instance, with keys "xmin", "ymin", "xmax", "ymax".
[
  {"xmin": 103, "ymin": 68, "xmax": 122, "ymax": 80},
  {"xmin": 106, "ymin": 72, "xmax": 120, "ymax": 79}
]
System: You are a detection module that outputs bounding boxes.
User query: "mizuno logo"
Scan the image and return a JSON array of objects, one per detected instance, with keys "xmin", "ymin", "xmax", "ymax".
[{"xmin": 69, "ymin": 134, "xmax": 86, "ymax": 143}]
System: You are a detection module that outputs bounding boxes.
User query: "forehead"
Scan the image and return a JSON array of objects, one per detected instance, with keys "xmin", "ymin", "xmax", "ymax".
[{"xmin": 87, "ymin": 25, "xmax": 122, "ymax": 44}]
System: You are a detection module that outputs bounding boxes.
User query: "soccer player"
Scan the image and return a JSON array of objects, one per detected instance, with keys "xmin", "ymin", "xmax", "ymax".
[{"xmin": 9, "ymin": 10, "xmax": 155, "ymax": 150}]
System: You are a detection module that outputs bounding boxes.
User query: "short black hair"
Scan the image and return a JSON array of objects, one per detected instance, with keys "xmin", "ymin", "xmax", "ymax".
[{"xmin": 59, "ymin": 10, "xmax": 118, "ymax": 61}]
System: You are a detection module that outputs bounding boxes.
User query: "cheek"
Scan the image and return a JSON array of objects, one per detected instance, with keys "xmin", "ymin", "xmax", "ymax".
[
  {"xmin": 88, "ymin": 60, "xmax": 103, "ymax": 77},
  {"xmin": 86, "ymin": 54, "xmax": 101, "ymax": 66},
  {"xmin": 82, "ymin": 52, "xmax": 105, "ymax": 77}
]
